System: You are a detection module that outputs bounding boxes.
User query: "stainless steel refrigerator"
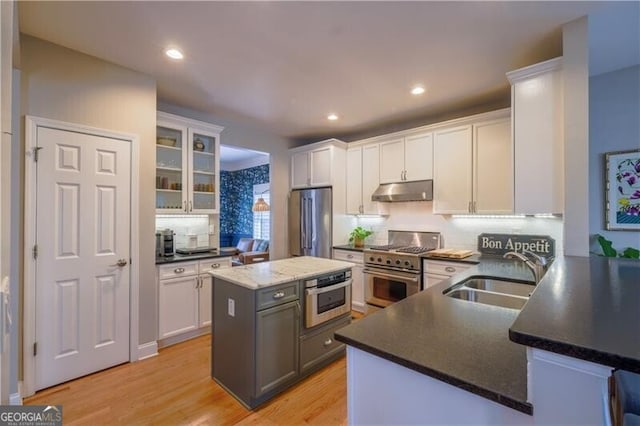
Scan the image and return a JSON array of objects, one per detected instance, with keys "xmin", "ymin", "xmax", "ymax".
[{"xmin": 289, "ymin": 187, "xmax": 332, "ymax": 258}]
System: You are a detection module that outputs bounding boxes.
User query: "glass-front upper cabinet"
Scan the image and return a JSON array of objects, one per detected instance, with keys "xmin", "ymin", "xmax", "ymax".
[{"xmin": 156, "ymin": 112, "xmax": 223, "ymax": 214}]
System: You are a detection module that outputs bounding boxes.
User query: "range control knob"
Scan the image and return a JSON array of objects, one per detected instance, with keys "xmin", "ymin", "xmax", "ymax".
[
  {"xmin": 369, "ymin": 257, "xmax": 375, "ymax": 261},
  {"xmin": 405, "ymin": 261, "xmax": 411, "ymax": 267},
  {"xmin": 386, "ymin": 260, "xmax": 391, "ymax": 264},
  {"xmin": 395, "ymin": 259, "xmax": 401, "ymax": 265},
  {"xmin": 377, "ymin": 258, "xmax": 382, "ymax": 262}
]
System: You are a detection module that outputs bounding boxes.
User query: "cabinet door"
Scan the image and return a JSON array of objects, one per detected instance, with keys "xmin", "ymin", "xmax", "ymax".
[
  {"xmin": 198, "ymin": 275, "xmax": 212, "ymax": 328},
  {"xmin": 310, "ymin": 147, "xmax": 332, "ymax": 186},
  {"xmin": 159, "ymin": 276, "xmax": 199, "ymax": 339},
  {"xmin": 513, "ymin": 68, "xmax": 564, "ymax": 214},
  {"xmin": 379, "ymin": 138, "xmax": 405, "ymax": 183},
  {"xmin": 156, "ymin": 121, "xmax": 188, "ymax": 213},
  {"xmin": 189, "ymin": 127, "xmax": 219, "ymax": 213},
  {"xmin": 291, "ymin": 151, "xmax": 309, "ymax": 188},
  {"xmin": 362, "ymin": 144, "xmax": 388, "ymax": 215},
  {"xmin": 255, "ymin": 300, "xmax": 300, "ymax": 397},
  {"xmin": 423, "ymin": 273, "xmax": 450, "ymax": 289},
  {"xmin": 346, "ymin": 147, "xmax": 363, "ymax": 214},
  {"xmin": 433, "ymin": 125, "xmax": 473, "ymax": 214},
  {"xmin": 474, "ymin": 118, "xmax": 513, "ymax": 214},
  {"xmin": 404, "ymin": 132, "xmax": 433, "ymax": 181}
]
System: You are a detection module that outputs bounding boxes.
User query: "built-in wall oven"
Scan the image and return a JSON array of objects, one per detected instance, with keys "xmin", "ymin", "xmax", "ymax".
[
  {"xmin": 363, "ymin": 231, "xmax": 441, "ymax": 313},
  {"xmin": 304, "ymin": 269, "xmax": 352, "ymax": 329}
]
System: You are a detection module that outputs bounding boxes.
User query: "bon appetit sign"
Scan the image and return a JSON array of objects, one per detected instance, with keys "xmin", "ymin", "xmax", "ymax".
[{"xmin": 477, "ymin": 233, "xmax": 555, "ymax": 257}]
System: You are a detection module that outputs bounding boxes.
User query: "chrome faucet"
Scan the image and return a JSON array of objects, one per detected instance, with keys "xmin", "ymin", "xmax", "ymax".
[{"xmin": 503, "ymin": 250, "xmax": 550, "ymax": 284}]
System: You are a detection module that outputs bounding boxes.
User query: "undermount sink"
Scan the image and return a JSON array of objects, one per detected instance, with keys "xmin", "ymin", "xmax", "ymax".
[{"xmin": 444, "ymin": 277, "xmax": 535, "ymax": 310}]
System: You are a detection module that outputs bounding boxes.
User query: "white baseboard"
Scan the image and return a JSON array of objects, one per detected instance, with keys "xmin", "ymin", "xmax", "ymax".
[
  {"xmin": 137, "ymin": 341, "xmax": 158, "ymax": 360},
  {"xmin": 352, "ymin": 302, "xmax": 366, "ymax": 313},
  {"xmin": 10, "ymin": 392, "xmax": 22, "ymax": 405}
]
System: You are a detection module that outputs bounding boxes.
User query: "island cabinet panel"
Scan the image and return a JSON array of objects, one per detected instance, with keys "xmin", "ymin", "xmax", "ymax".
[
  {"xmin": 300, "ymin": 316, "xmax": 349, "ymax": 374},
  {"xmin": 213, "ymin": 279, "xmax": 303, "ymax": 409},
  {"xmin": 256, "ymin": 300, "xmax": 300, "ymax": 397}
]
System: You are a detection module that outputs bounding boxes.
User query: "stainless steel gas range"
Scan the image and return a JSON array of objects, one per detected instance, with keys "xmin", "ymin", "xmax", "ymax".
[{"xmin": 363, "ymin": 230, "xmax": 441, "ymax": 313}]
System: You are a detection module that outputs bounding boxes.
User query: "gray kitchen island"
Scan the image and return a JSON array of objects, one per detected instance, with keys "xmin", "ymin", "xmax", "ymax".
[{"xmin": 209, "ymin": 256, "xmax": 354, "ymax": 409}]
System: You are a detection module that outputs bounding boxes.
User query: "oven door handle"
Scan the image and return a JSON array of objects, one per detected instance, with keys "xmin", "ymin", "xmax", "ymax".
[
  {"xmin": 363, "ymin": 269, "xmax": 419, "ymax": 283},
  {"xmin": 306, "ymin": 279, "xmax": 352, "ymax": 296}
]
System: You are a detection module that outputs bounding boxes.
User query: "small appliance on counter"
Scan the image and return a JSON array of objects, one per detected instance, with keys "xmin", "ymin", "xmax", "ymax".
[{"xmin": 156, "ymin": 228, "xmax": 175, "ymax": 257}]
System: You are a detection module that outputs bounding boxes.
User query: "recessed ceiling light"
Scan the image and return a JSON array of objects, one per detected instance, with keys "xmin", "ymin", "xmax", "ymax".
[
  {"xmin": 411, "ymin": 86, "xmax": 425, "ymax": 95},
  {"xmin": 327, "ymin": 113, "xmax": 339, "ymax": 121},
  {"xmin": 165, "ymin": 48, "xmax": 184, "ymax": 60}
]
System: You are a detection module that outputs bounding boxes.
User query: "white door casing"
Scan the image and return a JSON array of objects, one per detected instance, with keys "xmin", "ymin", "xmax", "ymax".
[{"xmin": 24, "ymin": 116, "xmax": 139, "ymax": 396}]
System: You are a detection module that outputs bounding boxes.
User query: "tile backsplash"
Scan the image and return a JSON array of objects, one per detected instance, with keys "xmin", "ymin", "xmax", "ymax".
[
  {"xmin": 355, "ymin": 202, "xmax": 564, "ymax": 255},
  {"xmin": 156, "ymin": 215, "xmax": 216, "ymax": 248}
]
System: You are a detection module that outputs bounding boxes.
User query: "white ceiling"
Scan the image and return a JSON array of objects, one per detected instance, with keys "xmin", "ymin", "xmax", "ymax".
[
  {"xmin": 17, "ymin": 1, "xmax": 638, "ymax": 142},
  {"xmin": 219, "ymin": 144, "xmax": 269, "ymax": 171}
]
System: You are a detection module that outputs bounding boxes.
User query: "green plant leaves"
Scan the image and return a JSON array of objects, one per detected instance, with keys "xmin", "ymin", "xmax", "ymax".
[{"xmin": 595, "ymin": 234, "xmax": 639, "ymax": 259}]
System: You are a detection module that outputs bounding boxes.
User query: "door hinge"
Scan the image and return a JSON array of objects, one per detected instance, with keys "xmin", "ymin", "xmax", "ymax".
[
  {"xmin": 32, "ymin": 244, "xmax": 38, "ymax": 260},
  {"xmin": 33, "ymin": 342, "xmax": 37, "ymax": 356},
  {"xmin": 33, "ymin": 147, "xmax": 43, "ymax": 162}
]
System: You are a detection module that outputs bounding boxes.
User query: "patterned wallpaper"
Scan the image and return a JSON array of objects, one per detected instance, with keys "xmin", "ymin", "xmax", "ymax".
[{"xmin": 220, "ymin": 164, "xmax": 270, "ymax": 245}]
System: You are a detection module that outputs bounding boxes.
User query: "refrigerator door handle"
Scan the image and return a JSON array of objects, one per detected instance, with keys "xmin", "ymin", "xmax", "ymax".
[
  {"xmin": 301, "ymin": 197, "xmax": 307, "ymax": 250},
  {"xmin": 307, "ymin": 198, "xmax": 314, "ymax": 249}
]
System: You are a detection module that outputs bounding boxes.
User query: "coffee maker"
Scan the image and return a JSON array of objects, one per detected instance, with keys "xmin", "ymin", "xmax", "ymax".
[{"xmin": 156, "ymin": 229, "xmax": 175, "ymax": 257}]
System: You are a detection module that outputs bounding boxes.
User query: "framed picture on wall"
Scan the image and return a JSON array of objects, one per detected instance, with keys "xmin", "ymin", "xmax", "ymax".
[{"xmin": 605, "ymin": 149, "xmax": 640, "ymax": 231}]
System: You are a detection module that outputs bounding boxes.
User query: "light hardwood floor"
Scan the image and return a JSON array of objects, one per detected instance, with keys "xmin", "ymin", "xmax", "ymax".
[{"xmin": 25, "ymin": 321, "xmax": 360, "ymax": 425}]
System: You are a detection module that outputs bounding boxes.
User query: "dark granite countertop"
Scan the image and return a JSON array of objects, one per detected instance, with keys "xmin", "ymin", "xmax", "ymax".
[
  {"xmin": 335, "ymin": 257, "xmax": 535, "ymax": 414},
  {"xmin": 510, "ymin": 256, "xmax": 640, "ymax": 374},
  {"xmin": 155, "ymin": 250, "xmax": 236, "ymax": 265},
  {"xmin": 421, "ymin": 253, "xmax": 483, "ymax": 264},
  {"xmin": 333, "ymin": 244, "xmax": 368, "ymax": 252}
]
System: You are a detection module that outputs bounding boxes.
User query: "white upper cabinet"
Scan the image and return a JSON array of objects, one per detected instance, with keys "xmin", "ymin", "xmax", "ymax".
[
  {"xmin": 473, "ymin": 118, "xmax": 513, "ymax": 214},
  {"xmin": 507, "ymin": 57, "xmax": 564, "ymax": 214},
  {"xmin": 156, "ymin": 112, "xmax": 223, "ymax": 214},
  {"xmin": 433, "ymin": 125, "xmax": 473, "ymax": 214},
  {"xmin": 433, "ymin": 113, "xmax": 512, "ymax": 214},
  {"xmin": 290, "ymin": 143, "xmax": 341, "ymax": 188},
  {"xmin": 346, "ymin": 144, "xmax": 388, "ymax": 215},
  {"xmin": 379, "ymin": 133, "xmax": 433, "ymax": 183}
]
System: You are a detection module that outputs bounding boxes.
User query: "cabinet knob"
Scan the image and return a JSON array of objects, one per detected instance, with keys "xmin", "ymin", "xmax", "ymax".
[
  {"xmin": 272, "ymin": 291, "xmax": 285, "ymax": 299},
  {"xmin": 212, "ymin": 263, "xmax": 220, "ymax": 269},
  {"xmin": 174, "ymin": 267, "xmax": 185, "ymax": 274},
  {"xmin": 445, "ymin": 266, "xmax": 456, "ymax": 273},
  {"xmin": 323, "ymin": 338, "xmax": 333, "ymax": 347},
  {"xmin": 347, "ymin": 254, "xmax": 353, "ymax": 259}
]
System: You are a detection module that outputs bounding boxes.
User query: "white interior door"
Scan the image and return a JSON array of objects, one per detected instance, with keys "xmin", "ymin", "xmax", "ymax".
[{"xmin": 35, "ymin": 126, "xmax": 131, "ymax": 390}]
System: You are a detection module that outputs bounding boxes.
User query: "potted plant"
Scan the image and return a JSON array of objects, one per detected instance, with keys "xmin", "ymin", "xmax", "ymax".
[{"xmin": 349, "ymin": 227, "xmax": 373, "ymax": 248}]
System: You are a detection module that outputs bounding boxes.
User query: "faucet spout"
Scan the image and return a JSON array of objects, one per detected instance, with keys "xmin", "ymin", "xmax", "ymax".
[{"xmin": 503, "ymin": 251, "xmax": 548, "ymax": 284}]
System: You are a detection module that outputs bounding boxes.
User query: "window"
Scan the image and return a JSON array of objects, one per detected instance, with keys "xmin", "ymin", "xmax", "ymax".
[{"xmin": 253, "ymin": 183, "xmax": 270, "ymax": 240}]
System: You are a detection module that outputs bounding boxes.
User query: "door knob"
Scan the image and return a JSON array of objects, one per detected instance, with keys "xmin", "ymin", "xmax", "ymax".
[{"xmin": 111, "ymin": 259, "xmax": 128, "ymax": 267}]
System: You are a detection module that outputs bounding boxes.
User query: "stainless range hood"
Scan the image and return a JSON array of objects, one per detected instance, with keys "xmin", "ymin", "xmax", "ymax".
[{"xmin": 371, "ymin": 180, "xmax": 433, "ymax": 202}]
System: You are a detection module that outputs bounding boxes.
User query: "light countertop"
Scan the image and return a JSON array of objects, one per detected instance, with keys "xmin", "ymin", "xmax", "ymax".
[{"xmin": 209, "ymin": 256, "xmax": 355, "ymax": 289}]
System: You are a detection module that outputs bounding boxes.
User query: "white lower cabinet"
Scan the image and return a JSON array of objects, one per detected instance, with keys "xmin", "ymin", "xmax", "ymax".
[
  {"xmin": 158, "ymin": 257, "xmax": 231, "ymax": 344},
  {"xmin": 333, "ymin": 249, "xmax": 365, "ymax": 312},
  {"xmin": 423, "ymin": 259, "xmax": 472, "ymax": 290}
]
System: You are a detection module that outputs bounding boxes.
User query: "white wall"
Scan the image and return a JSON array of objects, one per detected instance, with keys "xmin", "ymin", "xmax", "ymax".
[
  {"xmin": 589, "ymin": 65, "xmax": 640, "ymax": 252},
  {"xmin": 19, "ymin": 36, "xmax": 158, "ymax": 347},
  {"xmin": 562, "ymin": 17, "xmax": 590, "ymax": 256},
  {"xmin": 157, "ymin": 101, "xmax": 294, "ymax": 260},
  {"xmin": 355, "ymin": 202, "xmax": 564, "ymax": 255}
]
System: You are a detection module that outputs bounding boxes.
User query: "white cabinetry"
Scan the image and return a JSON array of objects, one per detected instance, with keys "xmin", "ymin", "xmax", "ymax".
[
  {"xmin": 507, "ymin": 57, "xmax": 564, "ymax": 214},
  {"xmin": 158, "ymin": 257, "xmax": 231, "ymax": 345},
  {"xmin": 156, "ymin": 112, "xmax": 223, "ymax": 214},
  {"xmin": 433, "ymin": 115, "xmax": 512, "ymax": 214},
  {"xmin": 291, "ymin": 144, "xmax": 336, "ymax": 188},
  {"xmin": 423, "ymin": 259, "xmax": 472, "ymax": 289},
  {"xmin": 379, "ymin": 132, "xmax": 433, "ymax": 183},
  {"xmin": 333, "ymin": 249, "xmax": 365, "ymax": 312},
  {"xmin": 346, "ymin": 145, "xmax": 388, "ymax": 215}
]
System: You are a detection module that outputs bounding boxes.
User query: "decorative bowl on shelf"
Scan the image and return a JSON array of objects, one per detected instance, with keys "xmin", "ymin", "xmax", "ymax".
[
  {"xmin": 157, "ymin": 137, "xmax": 177, "ymax": 147},
  {"xmin": 194, "ymin": 138, "xmax": 205, "ymax": 151}
]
